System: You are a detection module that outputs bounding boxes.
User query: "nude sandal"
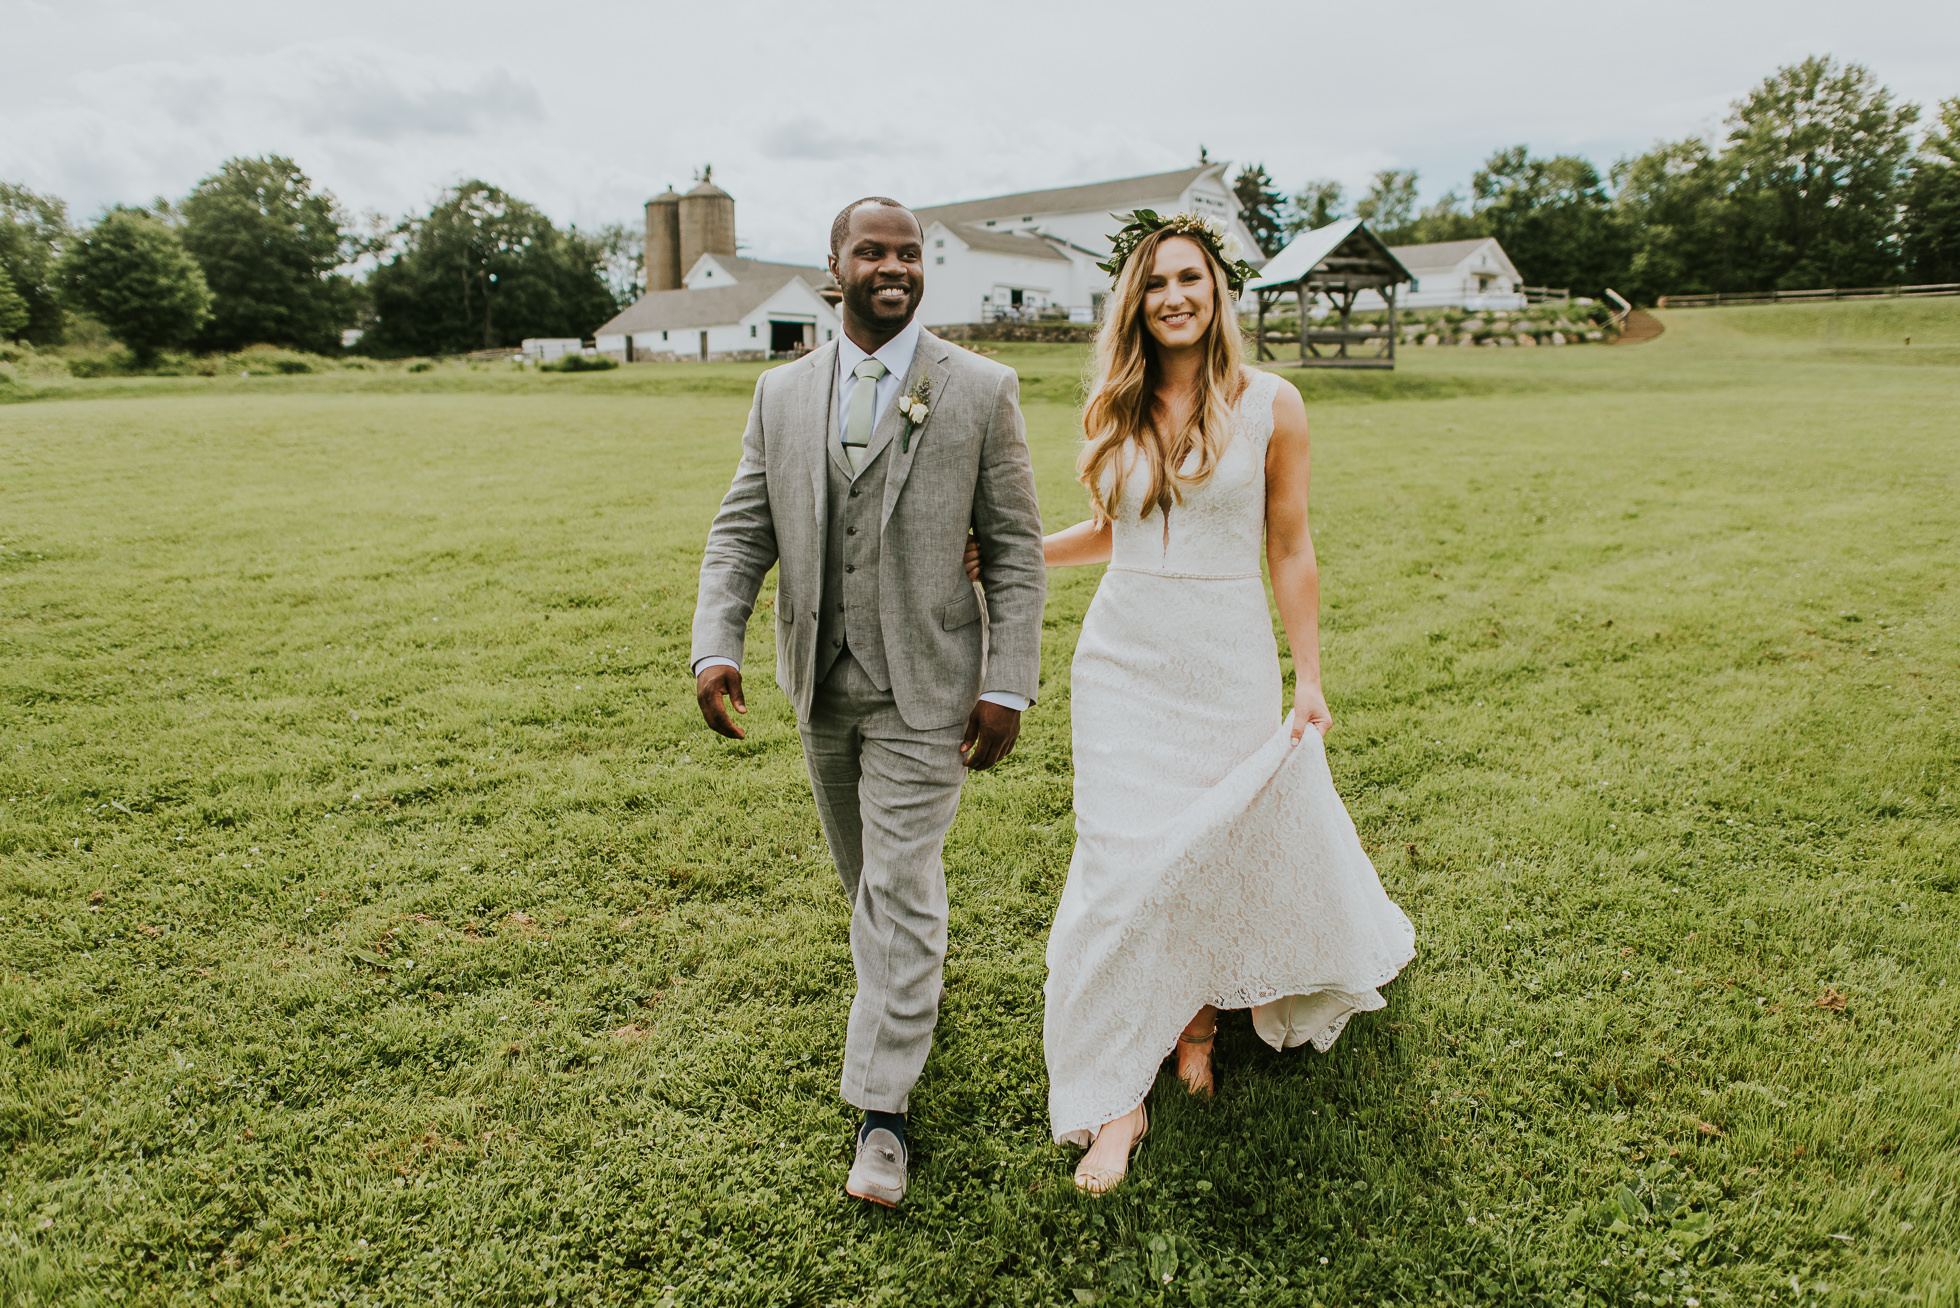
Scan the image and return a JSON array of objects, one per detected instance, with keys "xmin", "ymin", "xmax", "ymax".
[
  {"xmin": 1073, "ymin": 1102, "xmax": 1148, "ymax": 1194},
  {"xmin": 1176, "ymin": 1025, "xmax": 1217, "ymax": 1098}
]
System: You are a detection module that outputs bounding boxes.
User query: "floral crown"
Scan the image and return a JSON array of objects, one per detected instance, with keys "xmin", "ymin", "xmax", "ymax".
[{"xmin": 1096, "ymin": 209, "xmax": 1260, "ymax": 298}]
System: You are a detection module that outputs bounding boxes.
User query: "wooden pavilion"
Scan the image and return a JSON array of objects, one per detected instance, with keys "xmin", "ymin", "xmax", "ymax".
[{"xmin": 1247, "ymin": 218, "xmax": 1414, "ymax": 369}]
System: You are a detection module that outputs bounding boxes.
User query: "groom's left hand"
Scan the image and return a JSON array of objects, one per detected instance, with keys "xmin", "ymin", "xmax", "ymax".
[{"xmin": 960, "ymin": 701, "xmax": 1021, "ymax": 770}]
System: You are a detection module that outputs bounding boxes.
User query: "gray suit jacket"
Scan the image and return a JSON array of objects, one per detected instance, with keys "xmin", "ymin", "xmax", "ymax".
[{"xmin": 690, "ymin": 329, "xmax": 1046, "ymax": 731}]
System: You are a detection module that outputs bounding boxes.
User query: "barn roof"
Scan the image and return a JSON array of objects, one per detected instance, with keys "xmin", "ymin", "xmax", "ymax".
[
  {"xmin": 695, "ymin": 253, "xmax": 835, "ymax": 291},
  {"xmin": 1387, "ymin": 237, "xmax": 1514, "ymax": 277},
  {"xmin": 595, "ymin": 276, "xmax": 814, "ymax": 335},
  {"xmin": 933, "ymin": 223, "xmax": 1070, "ymax": 261},
  {"xmin": 914, "ymin": 166, "xmax": 1213, "ymax": 230}
]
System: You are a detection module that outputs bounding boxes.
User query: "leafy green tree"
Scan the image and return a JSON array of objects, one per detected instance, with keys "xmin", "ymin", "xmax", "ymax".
[
  {"xmin": 1396, "ymin": 190, "xmax": 1487, "ymax": 246},
  {"xmin": 1288, "ymin": 179, "xmax": 1343, "ymax": 234},
  {"xmin": 1612, "ymin": 138, "xmax": 1737, "ymax": 302},
  {"xmin": 0, "ymin": 182, "xmax": 72, "ymax": 344},
  {"xmin": 1349, "ymin": 171, "xmax": 1492, "ymax": 247},
  {"xmin": 0, "ymin": 267, "xmax": 28, "ymax": 340},
  {"xmin": 1230, "ymin": 163, "xmax": 1290, "ymax": 257},
  {"xmin": 364, "ymin": 180, "xmax": 620, "ymax": 357},
  {"xmin": 59, "ymin": 207, "xmax": 212, "ymax": 365},
  {"xmin": 1722, "ymin": 55, "xmax": 1916, "ymax": 289},
  {"xmin": 1472, "ymin": 146, "xmax": 1628, "ymax": 295},
  {"xmin": 179, "ymin": 156, "xmax": 357, "ymax": 354},
  {"xmin": 1902, "ymin": 97, "xmax": 1960, "ymax": 284},
  {"xmin": 1354, "ymin": 170, "xmax": 1418, "ymax": 239},
  {"xmin": 593, "ymin": 221, "xmax": 644, "ymax": 306}
]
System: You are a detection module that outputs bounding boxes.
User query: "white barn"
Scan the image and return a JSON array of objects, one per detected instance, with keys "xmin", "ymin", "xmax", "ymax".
[
  {"xmin": 1373, "ymin": 237, "xmax": 1526, "ymax": 311},
  {"xmin": 593, "ymin": 254, "xmax": 841, "ymax": 362},
  {"xmin": 912, "ymin": 163, "xmax": 1263, "ymax": 327}
]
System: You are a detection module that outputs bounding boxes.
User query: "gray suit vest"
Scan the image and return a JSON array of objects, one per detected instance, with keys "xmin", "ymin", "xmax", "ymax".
[{"xmin": 814, "ymin": 444, "xmax": 893, "ymax": 690}]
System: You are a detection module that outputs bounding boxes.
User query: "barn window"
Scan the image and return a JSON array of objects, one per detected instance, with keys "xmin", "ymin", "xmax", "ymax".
[
  {"xmin": 750, "ymin": 325, "xmax": 757, "ymax": 337},
  {"xmin": 661, "ymin": 330, "xmax": 668, "ymax": 341},
  {"xmin": 934, "ymin": 239, "xmax": 943, "ymax": 249},
  {"xmin": 935, "ymin": 256, "xmax": 944, "ymax": 265}
]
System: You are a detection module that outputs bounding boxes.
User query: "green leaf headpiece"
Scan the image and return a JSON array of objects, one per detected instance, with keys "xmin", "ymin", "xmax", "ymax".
[{"xmin": 1096, "ymin": 209, "xmax": 1260, "ymax": 298}]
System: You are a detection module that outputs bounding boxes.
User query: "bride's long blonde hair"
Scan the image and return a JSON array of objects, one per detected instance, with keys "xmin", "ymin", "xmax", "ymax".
[{"xmin": 1078, "ymin": 229, "xmax": 1247, "ymax": 525}]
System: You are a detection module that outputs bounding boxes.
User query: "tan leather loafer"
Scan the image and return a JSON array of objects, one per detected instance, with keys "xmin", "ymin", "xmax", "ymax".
[{"xmin": 846, "ymin": 1127, "xmax": 907, "ymax": 1207}]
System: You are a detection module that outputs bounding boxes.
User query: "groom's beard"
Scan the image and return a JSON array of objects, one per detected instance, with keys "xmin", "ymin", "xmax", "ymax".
[{"xmin": 843, "ymin": 278, "xmax": 921, "ymax": 331}]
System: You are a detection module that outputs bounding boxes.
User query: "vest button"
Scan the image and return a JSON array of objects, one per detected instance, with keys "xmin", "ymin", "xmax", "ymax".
[
  {"xmin": 846, "ymin": 526, "xmax": 857, "ymax": 536},
  {"xmin": 845, "ymin": 564, "xmax": 856, "ymax": 573},
  {"xmin": 849, "ymin": 487, "xmax": 860, "ymax": 498}
]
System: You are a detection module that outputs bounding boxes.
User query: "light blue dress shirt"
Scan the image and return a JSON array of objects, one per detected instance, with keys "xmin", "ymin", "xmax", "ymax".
[{"xmin": 834, "ymin": 317, "xmax": 921, "ymax": 459}]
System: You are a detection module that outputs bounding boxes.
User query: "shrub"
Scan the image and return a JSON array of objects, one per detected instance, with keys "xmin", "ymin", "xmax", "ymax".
[
  {"xmin": 66, "ymin": 348, "xmax": 132, "ymax": 378},
  {"xmin": 0, "ymin": 341, "xmax": 70, "ymax": 380},
  {"xmin": 539, "ymin": 353, "xmax": 617, "ymax": 373},
  {"xmin": 406, "ymin": 359, "xmax": 435, "ymax": 373},
  {"xmin": 228, "ymin": 344, "xmax": 331, "ymax": 375}
]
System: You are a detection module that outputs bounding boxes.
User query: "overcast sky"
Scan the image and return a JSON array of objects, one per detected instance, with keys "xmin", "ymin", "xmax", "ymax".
[{"xmin": 5, "ymin": 0, "xmax": 1957, "ymax": 265}]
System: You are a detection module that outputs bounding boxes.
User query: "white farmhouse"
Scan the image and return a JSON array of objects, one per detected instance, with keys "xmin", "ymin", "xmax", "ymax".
[
  {"xmin": 1373, "ymin": 237, "xmax": 1526, "ymax": 311},
  {"xmin": 913, "ymin": 163, "xmax": 1262, "ymax": 327},
  {"xmin": 593, "ymin": 253, "xmax": 840, "ymax": 362}
]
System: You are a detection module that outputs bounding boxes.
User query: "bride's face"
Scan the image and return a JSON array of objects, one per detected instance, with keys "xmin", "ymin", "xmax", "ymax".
[{"xmin": 1142, "ymin": 236, "xmax": 1215, "ymax": 353}]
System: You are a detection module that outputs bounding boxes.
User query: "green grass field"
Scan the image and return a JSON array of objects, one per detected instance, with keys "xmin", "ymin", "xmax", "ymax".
[{"xmin": 2, "ymin": 302, "xmax": 1957, "ymax": 1306}]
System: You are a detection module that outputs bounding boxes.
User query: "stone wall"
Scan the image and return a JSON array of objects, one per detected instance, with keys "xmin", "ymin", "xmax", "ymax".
[
  {"xmin": 929, "ymin": 321, "xmax": 1098, "ymax": 344},
  {"xmin": 604, "ymin": 349, "xmax": 769, "ymax": 365}
]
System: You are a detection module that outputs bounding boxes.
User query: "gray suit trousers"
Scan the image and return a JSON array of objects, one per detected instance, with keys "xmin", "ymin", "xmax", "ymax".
[{"xmin": 801, "ymin": 650, "xmax": 966, "ymax": 1114}]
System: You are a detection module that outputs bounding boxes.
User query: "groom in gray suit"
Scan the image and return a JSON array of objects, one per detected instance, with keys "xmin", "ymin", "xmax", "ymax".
[{"xmin": 690, "ymin": 198, "xmax": 1046, "ymax": 1206}]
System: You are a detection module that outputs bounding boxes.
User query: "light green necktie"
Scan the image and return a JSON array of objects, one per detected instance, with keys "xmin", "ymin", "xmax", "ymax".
[{"xmin": 843, "ymin": 357, "xmax": 887, "ymax": 476}]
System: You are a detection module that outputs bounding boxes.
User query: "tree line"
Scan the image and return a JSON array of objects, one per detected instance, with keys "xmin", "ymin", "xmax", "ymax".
[
  {"xmin": 0, "ymin": 160, "xmax": 632, "ymax": 364},
  {"xmin": 1231, "ymin": 56, "xmax": 1960, "ymax": 302},
  {"xmin": 7, "ymin": 54, "xmax": 1957, "ymax": 364}
]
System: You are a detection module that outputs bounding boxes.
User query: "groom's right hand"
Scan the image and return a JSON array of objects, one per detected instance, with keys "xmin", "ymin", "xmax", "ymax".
[{"xmin": 696, "ymin": 665, "xmax": 747, "ymax": 739}]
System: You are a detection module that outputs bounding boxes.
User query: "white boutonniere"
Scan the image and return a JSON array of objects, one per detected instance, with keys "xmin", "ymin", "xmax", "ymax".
[{"xmin": 898, "ymin": 377, "xmax": 932, "ymax": 453}]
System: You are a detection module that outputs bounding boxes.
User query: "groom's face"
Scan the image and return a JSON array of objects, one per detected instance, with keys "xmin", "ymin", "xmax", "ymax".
[{"xmin": 830, "ymin": 205, "xmax": 924, "ymax": 339}]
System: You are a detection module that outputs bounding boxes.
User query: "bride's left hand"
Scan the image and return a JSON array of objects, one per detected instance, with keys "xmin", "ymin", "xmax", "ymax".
[{"xmin": 1292, "ymin": 684, "xmax": 1333, "ymax": 741}]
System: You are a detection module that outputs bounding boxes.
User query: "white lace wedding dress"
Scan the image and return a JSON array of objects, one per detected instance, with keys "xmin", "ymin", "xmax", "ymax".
[{"xmin": 1043, "ymin": 368, "xmax": 1417, "ymax": 1147}]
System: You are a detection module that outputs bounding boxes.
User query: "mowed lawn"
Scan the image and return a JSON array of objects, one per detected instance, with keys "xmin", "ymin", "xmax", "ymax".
[{"xmin": 1, "ymin": 304, "xmax": 1957, "ymax": 1306}]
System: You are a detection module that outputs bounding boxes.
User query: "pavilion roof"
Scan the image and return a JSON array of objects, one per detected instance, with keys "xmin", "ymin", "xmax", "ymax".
[{"xmin": 1247, "ymin": 218, "xmax": 1412, "ymax": 292}]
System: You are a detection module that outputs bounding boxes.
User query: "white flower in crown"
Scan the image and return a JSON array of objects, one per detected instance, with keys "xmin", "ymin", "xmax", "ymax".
[
  {"xmin": 1222, "ymin": 232, "xmax": 1243, "ymax": 261},
  {"xmin": 899, "ymin": 377, "xmax": 933, "ymax": 452}
]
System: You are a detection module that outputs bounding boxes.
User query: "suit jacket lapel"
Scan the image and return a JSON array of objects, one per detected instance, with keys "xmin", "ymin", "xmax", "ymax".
[
  {"xmin": 796, "ymin": 344, "xmax": 839, "ymax": 534},
  {"xmin": 879, "ymin": 330, "xmax": 953, "ymax": 529}
]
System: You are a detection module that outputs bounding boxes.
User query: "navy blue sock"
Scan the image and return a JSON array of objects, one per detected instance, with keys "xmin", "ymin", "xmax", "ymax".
[{"xmin": 861, "ymin": 1110, "xmax": 907, "ymax": 1148}]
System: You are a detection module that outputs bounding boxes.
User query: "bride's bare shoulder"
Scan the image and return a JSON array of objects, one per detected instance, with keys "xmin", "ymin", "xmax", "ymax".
[{"xmin": 1264, "ymin": 371, "xmax": 1307, "ymax": 424}]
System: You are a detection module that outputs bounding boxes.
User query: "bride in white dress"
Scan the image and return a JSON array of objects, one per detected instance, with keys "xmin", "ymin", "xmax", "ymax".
[{"xmin": 1037, "ymin": 215, "xmax": 1416, "ymax": 1193}]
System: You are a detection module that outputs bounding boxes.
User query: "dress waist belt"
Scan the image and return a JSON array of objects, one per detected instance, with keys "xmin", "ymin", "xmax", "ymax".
[{"xmin": 1107, "ymin": 565, "xmax": 1262, "ymax": 581}]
